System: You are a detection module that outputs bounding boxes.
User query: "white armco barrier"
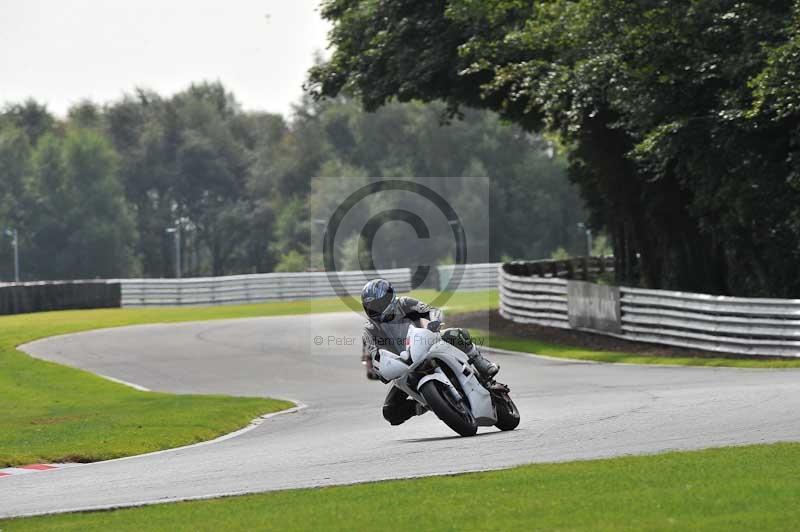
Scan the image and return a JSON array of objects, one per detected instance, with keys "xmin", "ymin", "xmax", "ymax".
[
  {"xmin": 120, "ymin": 268, "xmax": 412, "ymax": 307},
  {"xmin": 437, "ymin": 263, "xmax": 502, "ymax": 291},
  {"xmin": 619, "ymin": 287, "xmax": 800, "ymax": 357},
  {"xmin": 499, "ymin": 270, "xmax": 570, "ymax": 329},
  {"xmin": 499, "ymin": 265, "xmax": 800, "ymax": 357}
]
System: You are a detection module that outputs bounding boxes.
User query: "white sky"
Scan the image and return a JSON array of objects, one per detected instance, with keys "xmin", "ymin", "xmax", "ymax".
[{"xmin": 0, "ymin": 1, "xmax": 330, "ymax": 118}]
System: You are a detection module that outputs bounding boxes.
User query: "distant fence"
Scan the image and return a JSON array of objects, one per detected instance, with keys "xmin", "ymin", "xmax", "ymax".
[
  {"xmin": 0, "ymin": 269, "xmax": 412, "ymax": 314},
  {"xmin": 437, "ymin": 263, "xmax": 501, "ymax": 291},
  {"xmin": 0, "ymin": 281, "xmax": 120, "ymax": 315},
  {"xmin": 502, "ymin": 256, "xmax": 615, "ymax": 280},
  {"xmin": 500, "ymin": 259, "xmax": 800, "ymax": 357},
  {"xmin": 119, "ymin": 268, "xmax": 412, "ymax": 307},
  {"xmin": 1, "ymin": 262, "xmax": 501, "ymax": 315}
]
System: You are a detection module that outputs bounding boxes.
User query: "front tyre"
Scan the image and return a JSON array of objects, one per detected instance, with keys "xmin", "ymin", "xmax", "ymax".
[
  {"xmin": 420, "ymin": 380, "xmax": 478, "ymax": 437},
  {"xmin": 494, "ymin": 393, "xmax": 520, "ymax": 431}
]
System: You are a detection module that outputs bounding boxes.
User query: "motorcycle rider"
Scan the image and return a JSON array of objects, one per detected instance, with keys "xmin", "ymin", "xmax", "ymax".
[{"xmin": 361, "ymin": 278, "xmax": 499, "ymax": 426}]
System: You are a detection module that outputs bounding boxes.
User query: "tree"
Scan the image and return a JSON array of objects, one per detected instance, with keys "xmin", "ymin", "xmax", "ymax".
[
  {"xmin": 309, "ymin": 0, "xmax": 800, "ymax": 296},
  {"xmin": 106, "ymin": 83, "xmax": 270, "ymax": 277},
  {"xmin": 2, "ymin": 100, "xmax": 55, "ymax": 145},
  {"xmin": 299, "ymin": 97, "xmax": 585, "ymax": 266},
  {"xmin": 2, "ymin": 81, "xmax": 586, "ymax": 280},
  {"xmin": 105, "ymin": 89, "xmax": 178, "ymax": 277},
  {"xmin": 25, "ymin": 128, "xmax": 138, "ymax": 279},
  {"xmin": 0, "ymin": 122, "xmax": 32, "ymax": 280}
]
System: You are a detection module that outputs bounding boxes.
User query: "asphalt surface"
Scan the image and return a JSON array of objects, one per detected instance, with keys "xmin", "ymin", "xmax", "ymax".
[{"xmin": 3, "ymin": 312, "xmax": 800, "ymax": 517}]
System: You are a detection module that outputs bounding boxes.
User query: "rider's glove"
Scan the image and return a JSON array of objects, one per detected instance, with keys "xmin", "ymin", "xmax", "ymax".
[{"xmin": 427, "ymin": 320, "xmax": 441, "ymax": 332}]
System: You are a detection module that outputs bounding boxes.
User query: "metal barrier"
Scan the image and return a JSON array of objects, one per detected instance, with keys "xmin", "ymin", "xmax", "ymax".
[
  {"xmin": 119, "ymin": 268, "xmax": 412, "ymax": 307},
  {"xmin": 619, "ymin": 287, "xmax": 800, "ymax": 357},
  {"xmin": 437, "ymin": 263, "xmax": 502, "ymax": 291},
  {"xmin": 499, "ymin": 261, "xmax": 800, "ymax": 357},
  {"xmin": 499, "ymin": 270, "xmax": 571, "ymax": 329}
]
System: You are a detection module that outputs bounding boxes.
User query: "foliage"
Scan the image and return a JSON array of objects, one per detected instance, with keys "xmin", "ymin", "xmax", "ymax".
[
  {"xmin": 33, "ymin": 128, "xmax": 137, "ymax": 279},
  {"xmin": 549, "ymin": 246, "xmax": 569, "ymax": 260},
  {"xmin": 309, "ymin": 0, "xmax": 800, "ymax": 296},
  {"xmin": 591, "ymin": 233, "xmax": 613, "ymax": 257},
  {"xmin": 0, "ymin": 117, "xmax": 136, "ymax": 280},
  {"xmin": 274, "ymin": 249, "xmax": 308, "ymax": 272},
  {"xmin": 0, "ymin": 83, "xmax": 583, "ymax": 280}
]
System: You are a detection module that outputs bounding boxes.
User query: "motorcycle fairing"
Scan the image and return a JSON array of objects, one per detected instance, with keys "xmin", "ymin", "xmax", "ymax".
[{"xmin": 425, "ymin": 340, "xmax": 496, "ymax": 425}]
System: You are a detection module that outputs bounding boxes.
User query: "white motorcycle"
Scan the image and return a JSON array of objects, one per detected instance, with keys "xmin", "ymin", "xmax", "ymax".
[{"xmin": 374, "ymin": 324, "xmax": 520, "ymax": 437}]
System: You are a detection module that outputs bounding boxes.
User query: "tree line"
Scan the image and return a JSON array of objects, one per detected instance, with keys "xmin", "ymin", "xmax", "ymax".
[
  {"xmin": 0, "ymin": 82, "xmax": 586, "ymax": 281},
  {"xmin": 309, "ymin": 0, "xmax": 800, "ymax": 297}
]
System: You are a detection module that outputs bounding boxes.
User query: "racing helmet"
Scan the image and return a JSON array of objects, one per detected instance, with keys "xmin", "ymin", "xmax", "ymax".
[{"xmin": 361, "ymin": 278, "xmax": 397, "ymax": 322}]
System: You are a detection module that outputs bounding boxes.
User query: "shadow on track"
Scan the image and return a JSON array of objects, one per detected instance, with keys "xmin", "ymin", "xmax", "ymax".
[{"xmin": 398, "ymin": 429, "xmax": 518, "ymax": 444}]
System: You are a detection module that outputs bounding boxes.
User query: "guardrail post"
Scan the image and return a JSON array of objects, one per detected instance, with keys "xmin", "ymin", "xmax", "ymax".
[
  {"xmin": 549, "ymin": 260, "xmax": 558, "ymax": 278},
  {"xmin": 565, "ymin": 259, "xmax": 576, "ymax": 279},
  {"xmin": 580, "ymin": 257, "xmax": 590, "ymax": 281}
]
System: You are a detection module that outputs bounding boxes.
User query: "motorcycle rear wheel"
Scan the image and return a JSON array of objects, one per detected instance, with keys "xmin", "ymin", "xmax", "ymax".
[{"xmin": 420, "ymin": 380, "xmax": 478, "ymax": 437}]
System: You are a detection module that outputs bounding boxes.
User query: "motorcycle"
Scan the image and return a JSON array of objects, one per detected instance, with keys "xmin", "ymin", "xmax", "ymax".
[{"xmin": 373, "ymin": 323, "xmax": 520, "ymax": 436}]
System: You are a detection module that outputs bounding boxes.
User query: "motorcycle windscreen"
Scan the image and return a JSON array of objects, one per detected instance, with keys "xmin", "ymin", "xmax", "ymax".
[{"xmin": 406, "ymin": 325, "xmax": 440, "ymax": 364}]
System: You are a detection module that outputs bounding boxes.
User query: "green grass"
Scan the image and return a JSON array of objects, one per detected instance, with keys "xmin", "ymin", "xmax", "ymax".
[
  {"xmin": 0, "ymin": 290, "xmax": 496, "ymax": 467},
  {"xmin": 4, "ymin": 442, "xmax": 799, "ymax": 531},
  {"xmin": 478, "ymin": 333, "xmax": 800, "ymax": 369}
]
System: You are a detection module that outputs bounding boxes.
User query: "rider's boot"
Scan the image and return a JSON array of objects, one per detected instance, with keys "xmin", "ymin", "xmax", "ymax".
[
  {"xmin": 467, "ymin": 346, "xmax": 499, "ymax": 379},
  {"xmin": 442, "ymin": 327, "xmax": 500, "ymax": 379}
]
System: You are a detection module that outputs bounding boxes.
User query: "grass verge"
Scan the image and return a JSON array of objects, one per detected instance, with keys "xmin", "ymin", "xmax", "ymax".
[
  {"xmin": 0, "ymin": 290, "xmax": 495, "ymax": 467},
  {"xmin": 478, "ymin": 333, "xmax": 800, "ymax": 369},
  {"xmin": 3, "ymin": 442, "xmax": 799, "ymax": 531}
]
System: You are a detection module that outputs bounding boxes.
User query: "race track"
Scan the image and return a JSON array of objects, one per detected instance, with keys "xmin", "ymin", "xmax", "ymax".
[{"xmin": 2, "ymin": 312, "xmax": 800, "ymax": 518}]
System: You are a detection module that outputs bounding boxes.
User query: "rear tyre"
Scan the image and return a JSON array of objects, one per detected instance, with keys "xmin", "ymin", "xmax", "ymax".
[
  {"xmin": 420, "ymin": 380, "xmax": 478, "ymax": 437},
  {"xmin": 494, "ymin": 393, "xmax": 520, "ymax": 431}
]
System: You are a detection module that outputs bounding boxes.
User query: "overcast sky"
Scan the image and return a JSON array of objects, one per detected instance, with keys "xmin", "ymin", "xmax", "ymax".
[{"xmin": 0, "ymin": 0, "xmax": 330, "ymax": 118}]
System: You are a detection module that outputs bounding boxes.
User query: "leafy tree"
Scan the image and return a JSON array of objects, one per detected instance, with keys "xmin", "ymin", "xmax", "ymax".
[
  {"xmin": 309, "ymin": 0, "xmax": 800, "ymax": 296},
  {"xmin": 106, "ymin": 83, "xmax": 272, "ymax": 277},
  {"xmin": 105, "ymin": 90, "xmax": 178, "ymax": 277},
  {"xmin": 1, "ymin": 80, "xmax": 585, "ymax": 281},
  {"xmin": 67, "ymin": 100, "xmax": 104, "ymax": 130},
  {"xmin": 24, "ymin": 128, "xmax": 138, "ymax": 279},
  {"xmin": 274, "ymin": 249, "xmax": 307, "ymax": 272},
  {"xmin": 2, "ymin": 100, "xmax": 55, "ymax": 145},
  {"xmin": 303, "ymin": 98, "xmax": 585, "ymax": 266},
  {"xmin": 0, "ymin": 123, "xmax": 32, "ymax": 280}
]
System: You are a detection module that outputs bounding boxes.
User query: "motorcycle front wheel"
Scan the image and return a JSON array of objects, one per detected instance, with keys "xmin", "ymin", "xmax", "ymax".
[
  {"xmin": 493, "ymin": 393, "xmax": 520, "ymax": 431},
  {"xmin": 420, "ymin": 380, "xmax": 478, "ymax": 437}
]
